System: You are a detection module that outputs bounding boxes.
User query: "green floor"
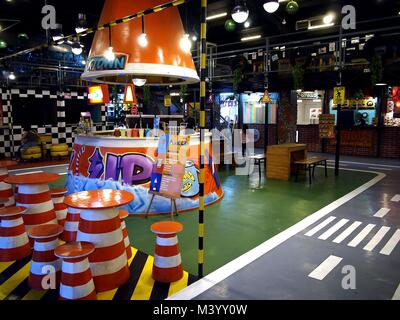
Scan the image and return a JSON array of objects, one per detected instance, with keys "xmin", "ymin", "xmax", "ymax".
[{"xmin": 51, "ymin": 167, "xmax": 376, "ymax": 276}]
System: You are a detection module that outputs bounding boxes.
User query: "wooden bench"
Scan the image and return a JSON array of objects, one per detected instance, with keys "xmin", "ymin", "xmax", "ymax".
[{"xmin": 294, "ymin": 156, "xmax": 328, "ymax": 185}]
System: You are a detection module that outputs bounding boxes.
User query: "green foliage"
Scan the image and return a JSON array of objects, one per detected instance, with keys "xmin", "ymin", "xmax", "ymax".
[
  {"xmin": 370, "ymin": 55, "xmax": 383, "ymax": 86},
  {"xmin": 292, "ymin": 63, "xmax": 304, "ymax": 90},
  {"xmin": 179, "ymin": 84, "xmax": 187, "ymax": 101}
]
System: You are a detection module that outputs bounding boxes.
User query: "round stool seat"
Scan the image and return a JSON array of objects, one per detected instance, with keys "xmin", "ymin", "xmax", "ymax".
[
  {"xmin": 119, "ymin": 209, "xmax": 129, "ymax": 219},
  {"xmin": 0, "ymin": 205, "xmax": 28, "ymax": 217},
  {"xmin": 64, "ymin": 189, "xmax": 134, "ymax": 209},
  {"xmin": 50, "ymin": 188, "xmax": 68, "ymax": 196},
  {"xmin": 55, "ymin": 242, "xmax": 95, "ymax": 260},
  {"xmin": 28, "ymin": 224, "xmax": 63, "ymax": 239},
  {"xmin": 151, "ymin": 221, "xmax": 183, "ymax": 235},
  {"xmin": 4, "ymin": 173, "xmax": 60, "ymax": 185}
]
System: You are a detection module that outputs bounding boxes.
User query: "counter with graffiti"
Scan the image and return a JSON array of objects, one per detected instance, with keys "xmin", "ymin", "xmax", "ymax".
[{"xmin": 66, "ymin": 134, "xmax": 224, "ymax": 215}]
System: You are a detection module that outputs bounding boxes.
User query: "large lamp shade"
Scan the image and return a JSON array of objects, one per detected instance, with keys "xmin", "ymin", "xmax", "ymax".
[{"xmin": 81, "ymin": 0, "xmax": 199, "ymax": 85}]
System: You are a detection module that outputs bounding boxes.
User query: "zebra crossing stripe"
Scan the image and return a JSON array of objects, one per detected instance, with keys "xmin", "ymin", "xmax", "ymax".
[
  {"xmin": 333, "ymin": 221, "xmax": 362, "ymax": 244},
  {"xmin": 348, "ymin": 224, "xmax": 376, "ymax": 247},
  {"xmin": 373, "ymin": 208, "xmax": 390, "ymax": 218},
  {"xmin": 380, "ymin": 229, "xmax": 400, "ymax": 256},
  {"xmin": 363, "ymin": 226, "xmax": 391, "ymax": 252},
  {"xmin": 308, "ymin": 255, "xmax": 343, "ymax": 281},
  {"xmin": 318, "ymin": 219, "xmax": 349, "ymax": 240},
  {"xmin": 392, "ymin": 283, "xmax": 400, "ymax": 300},
  {"xmin": 390, "ymin": 194, "xmax": 400, "ymax": 202},
  {"xmin": 305, "ymin": 216, "xmax": 336, "ymax": 237}
]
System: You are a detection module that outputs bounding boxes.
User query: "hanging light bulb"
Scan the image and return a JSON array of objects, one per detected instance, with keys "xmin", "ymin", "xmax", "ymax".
[
  {"xmin": 192, "ymin": 34, "xmax": 198, "ymax": 42},
  {"xmin": 71, "ymin": 39, "xmax": 83, "ymax": 55},
  {"xmin": 138, "ymin": 33, "xmax": 148, "ymax": 47},
  {"xmin": 263, "ymin": 0, "xmax": 279, "ymax": 13},
  {"xmin": 8, "ymin": 72, "xmax": 16, "ymax": 80},
  {"xmin": 133, "ymin": 78, "xmax": 147, "ymax": 87},
  {"xmin": 180, "ymin": 33, "xmax": 192, "ymax": 53},
  {"xmin": 104, "ymin": 47, "xmax": 115, "ymax": 61},
  {"xmin": 231, "ymin": 1, "xmax": 249, "ymax": 23}
]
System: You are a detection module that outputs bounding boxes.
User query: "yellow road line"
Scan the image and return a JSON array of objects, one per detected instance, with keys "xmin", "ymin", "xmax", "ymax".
[
  {"xmin": 0, "ymin": 262, "xmax": 31, "ymax": 300},
  {"xmin": 130, "ymin": 256, "xmax": 154, "ymax": 300},
  {"xmin": 0, "ymin": 261, "xmax": 13, "ymax": 274},
  {"xmin": 22, "ymin": 289, "xmax": 47, "ymax": 301},
  {"xmin": 168, "ymin": 271, "xmax": 189, "ymax": 297},
  {"xmin": 97, "ymin": 247, "xmax": 137, "ymax": 300}
]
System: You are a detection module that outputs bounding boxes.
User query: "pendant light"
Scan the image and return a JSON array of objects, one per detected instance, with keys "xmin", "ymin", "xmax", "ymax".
[
  {"xmin": 231, "ymin": 1, "xmax": 249, "ymax": 23},
  {"xmin": 138, "ymin": 16, "xmax": 148, "ymax": 48},
  {"xmin": 180, "ymin": 3, "xmax": 192, "ymax": 53},
  {"xmin": 71, "ymin": 36, "xmax": 83, "ymax": 55},
  {"xmin": 8, "ymin": 72, "xmax": 16, "ymax": 80},
  {"xmin": 75, "ymin": 13, "xmax": 88, "ymax": 34},
  {"xmin": 263, "ymin": 0, "xmax": 280, "ymax": 14},
  {"xmin": 133, "ymin": 78, "xmax": 147, "ymax": 87},
  {"xmin": 104, "ymin": 26, "xmax": 115, "ymax": 61}
]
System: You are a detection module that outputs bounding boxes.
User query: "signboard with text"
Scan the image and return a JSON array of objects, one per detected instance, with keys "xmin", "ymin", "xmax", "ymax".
[
  {"xmin": 333, "ymin": 87, "xmax": 346, "ymax": 105},
  {"xmin": 319, "ymin": 114, "xmax": 336, "ymax": 139}
]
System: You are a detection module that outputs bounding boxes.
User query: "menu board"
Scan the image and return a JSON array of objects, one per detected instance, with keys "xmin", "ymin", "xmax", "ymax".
[
  {"xmin": 150, "ymin": 133, "xmax": 190, "ymax": 199},
  {"xmin": 319, "ymin": 114, "xmax": 336, "ymax": 139}
]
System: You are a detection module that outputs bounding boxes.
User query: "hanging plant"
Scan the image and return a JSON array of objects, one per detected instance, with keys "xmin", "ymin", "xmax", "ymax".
[
  {"xmin": 292, "ymin": 63, "xmax": 304, "ymax": 90},
  {"xmin": 370, "ymin": 55, "xmax": 383, "ymax": 86},
  {"xmin": 143, "ymin": 85, "xmax": 151, "ymax": 107},
  {"xmin": 232, "ymin": 68, "xmax": 243, "ymax": 93}
]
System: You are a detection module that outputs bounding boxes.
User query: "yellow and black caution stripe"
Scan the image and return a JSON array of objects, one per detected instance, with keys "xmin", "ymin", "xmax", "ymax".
[
  {"xmin": 0, "ymin": 247, "xmax": 196, "ymax": 300},
  {"xmin": 0, "ymin": 0, "xmax": 192, "ymax": 62}
]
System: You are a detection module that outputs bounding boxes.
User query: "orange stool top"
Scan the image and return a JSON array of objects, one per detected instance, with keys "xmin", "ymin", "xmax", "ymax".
[
  {"xmin": 151, "ymin": 221, "xmax": 183, "ymax": 235},
  {"xmin": 50, "ymin": 188, "xmax": 68, "ymax": 196},
  {"xmin": 55, "ymin": 242, "xmax": 95, "ymax": 260},
  {"xmin": 64, "ymin": 190, "xmax": 134, "ymax": 210},
  {"xmin": 119, "ymin": 210, "xmax": 129, "ymax": 219},
  {"xmin": 28, "ymin": 224, "xmax": 64, "ymax": 240},
  {"xmin": 4, "ymin": 173, "xmax": 60, "ymax": 185},
  {"xmin": 0, "ymin": 160, "xmax": 18, "ymax": 169},
  {"xmin": 0, "ymin": 206, "xmax": 28, "ymax": 217}
]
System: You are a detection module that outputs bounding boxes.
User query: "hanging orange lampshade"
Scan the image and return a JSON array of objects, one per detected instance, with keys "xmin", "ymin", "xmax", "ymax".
[{"xmin": 81, "ymin": 0, "xmax": 199, "ymax": 86}]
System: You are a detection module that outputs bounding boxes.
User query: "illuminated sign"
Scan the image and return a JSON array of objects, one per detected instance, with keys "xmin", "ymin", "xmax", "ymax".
[
  {"xmin": 88, "ymin": 84, "xmax": 110, "ymax": 104},
  {"xmin": 164, "ymin": 95, "xmax": 172, "ymax": 107},
  {"xmin": 85, "ymin": 54, "xmax": 128, "ymax": 72},
  {"xmin": 123, "ymin": 84, "xmax": 137, "ymax": 104}
]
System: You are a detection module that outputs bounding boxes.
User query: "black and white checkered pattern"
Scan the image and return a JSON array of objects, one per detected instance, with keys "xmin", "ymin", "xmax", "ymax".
[{"xmin": 0, "ymin": 88, "xmax": 103, "ymax": 158}]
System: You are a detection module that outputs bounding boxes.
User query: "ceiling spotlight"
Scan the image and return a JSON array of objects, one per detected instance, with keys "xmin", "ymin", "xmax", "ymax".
[
  {"xmin": 133, "ymin": 78, "xmax": 147, "ymax": 87},
  {"xmin": 104, "ymin": 47, "xmax": 115, "ymax": 61},
  {"xmin": 71, "ymin": 40, "xmax": 83, "ymax": 55},
  {"xmin": 231, "ymin": 1, "xmax": 249, "ymax": 23},
  {"xmin": 0, "ymin": 40, "xmax": 7, "ymax": 49},
  {"xmin": 8, "ymin": 72, "xmax": 16, "ymax": 80},
  {"xmin": 81, "ymin": 60, "xmax": 86, "ymax": 65},
  {"xmin": 323, "ymin": 14, "xmax": 334, "ymax": 24},
  {"xmin": 180, "ymin": 33, "xmax": 192, "ymax": 53},
  {"xmin": 263, "ymin": 0, "xmax": 279, "ymax": 14},
  {"xmin": 244, "ymin": 21, "xmax": 250, "ymax": 28},
  {"xmin": 192, "ymin": 34, "xmax": 198, "ymax": 42},
  {"xmin": 75, "ymin": 13, "xmax": 88, "ymax": 34}
]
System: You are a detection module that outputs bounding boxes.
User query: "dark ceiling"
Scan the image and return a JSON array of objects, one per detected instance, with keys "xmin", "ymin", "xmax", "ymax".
[{"xmin": 0, "ymin": 0, "xmax": 399, "ymax": 56}]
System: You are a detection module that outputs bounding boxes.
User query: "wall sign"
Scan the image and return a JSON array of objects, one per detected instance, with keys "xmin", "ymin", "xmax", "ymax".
[
  {"xmin": 88, "ymin": 84, "xmax": 110, "ymax": 105},
  {"xmin": 85, "ymin": 53, "xmax": 128, "ymax": 72},
  {"xmin": 333, "ymin": 87, "xmax": 346, "ymax": 105},
  {"xmin": 319, "ymin": 114, "xmax": 335, "ymax": 139}
]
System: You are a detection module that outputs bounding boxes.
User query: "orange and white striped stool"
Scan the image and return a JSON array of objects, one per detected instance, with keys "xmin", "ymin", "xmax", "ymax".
[
  {"xmin": 50, "ymin": 188, "xmax": 68, "ymax": 226},
  {"xmin": 0, "ymin": 206, "xmax": 31, "ymax": 262},
  {"xmin": 151, "ymin": 221, "xmax": 184, "ymax": 283},
  {"xmin": 65, "ymin": 190, "xmax": 134, "ymax": 292},
  {"xmin": 0, "ymin": 160, "xmax": 17, "ymax": 207},
  {"xmin": 60, "ymin": 207, "xmax": 80, "ymax": 242},
  {"xmin": 27, "ymin": 224, "xmax": 63, "ymax": 290},
  {"xmin": 5, "ymin": 173, "xmax": 60, "ymax": 231},
  {"xmin": 54, "ymin": 242, "xmax": 97, "ymax": 300},
  {"xmin": 0, "ymin": 198, "xmax": 7, "ymax": 208},
  {"xmin": 119, "ymin": 210, "xmax": 132, "ymax": 260}
]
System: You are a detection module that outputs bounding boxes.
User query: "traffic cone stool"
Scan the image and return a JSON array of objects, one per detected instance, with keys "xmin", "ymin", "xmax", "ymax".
[
  {"xmin": 54, "ymin": 242, "xmax": 97, "ymax": 300},
  {"xmin": 150, "ymin": 221, "xmax": 183, "ymax": 283},
  {"xmin": 27, "ymin": 224, "xmax": 63, "ymax": 290},
  {"xmin": 119, "ymin": 210, "xmax": 132, "ymax": 260},
  {"xmin": 50, "ymin": 189, "xmax": 68, "ymax": 227},
  {"xmin": 4, "ymin": 173, "xmax": 60, "ymax": 232},
  {"xmin": 0, "ymin": 198, "xmax": 7, "ymax": 208},
  {"xmin": 0, "ymin": 160, "xmax": 18, "ymax": 207},
  {"xmin": 0, "ymin": 206, "xmax": 31, "ymax": 262},
  {"xmin": 64, "ymin": 190, "xmax": 134, "ymax": 292},
  {"xmin": 60, "ymin": 207, "xmax": 80, "ymax": 242}
]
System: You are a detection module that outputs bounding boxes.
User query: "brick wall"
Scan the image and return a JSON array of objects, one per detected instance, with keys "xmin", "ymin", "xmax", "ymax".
[
  {"xmin": 248, "ymin": 124, "xmax": 277, "ymax": 149},
  {"xmin": 297, "ymin": 125, "xmax": 322, "ymax": 152},
  {"xmin": 380, "ymin": 127, "xmax": 400, "ymax": 159}
]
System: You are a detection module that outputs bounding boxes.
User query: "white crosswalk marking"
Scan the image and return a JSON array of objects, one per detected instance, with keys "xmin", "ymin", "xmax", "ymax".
[
  {"xmin": 308, "ymin": 255, "xmax": 343, "ymax": 281},
  {"xmin": 305, "ymin": 216, "xmax": 336, "ymax": 237},
  {"xmin": 392, "ymin": 283, "xmax": 400, "ymax": 300},
  {"xmin": 373, "ymin": 208, "xmax": 391, "ymax": 218},
  {"xmin": 333, "ymin": 221, "xmax": 362, "ymax": 244},
  {"xmin": 363, "ymin": 226, "xmax": 391, "ymax": 251},
  {"xmin": 391, "ymin": 194, "xmax": 400, "ymax": 202},
  {"xmin": 318, "ymin": 219, "xmax": 349, "ymax": 240},
  {"xmin": 380, "ymin": 229, "xmax": 400, "ymax": 256},
  {"xmin": 348, "ymin": 224, "xmax": 376, "ymax": 247}
]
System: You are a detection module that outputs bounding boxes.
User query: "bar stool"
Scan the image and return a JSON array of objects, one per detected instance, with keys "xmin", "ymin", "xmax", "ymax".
[
  {"xmin": 50, "ymin": 188, "xmax": 68, "ymax": 226},
  {"xmin": 150, "ymin": 221, "xmax": 183, "ymax": 283},
  {"xmin": 64, "ymin": 189, "xmax": 134, "ymax": 292},
  {"xmin": 119, "ymin": 210, "xmax": 132, "ymax": 260},
  {"xmin": 0, "ymin": 198, "xmax": 7, "ymax": 208},
  {"xmin": 27, "ymin": 224, "xmax": 63, "ymax": 290},
  {"xmin": 54, "ymin": 242, "xmax": 97, "ymax": 300},
  {"xmin": 4, "ymin": 173, "xmax": 59, "ymax": 231},
  {"xmin": 0, "ymin": 206, "xmax": 31, "ymax": 262},
  {"xmin": 0, "ymin": 160, "xmax": 18, "ymax": 207},
  {"xmin": 60, "ymin": 207, "xmax": 80, "ymax": 242}
]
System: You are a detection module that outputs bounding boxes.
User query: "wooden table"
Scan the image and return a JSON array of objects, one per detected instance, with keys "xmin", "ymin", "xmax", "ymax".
[{"xmin": 267, "ymin": 144, "xmax": 307, "ymax": 181}]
